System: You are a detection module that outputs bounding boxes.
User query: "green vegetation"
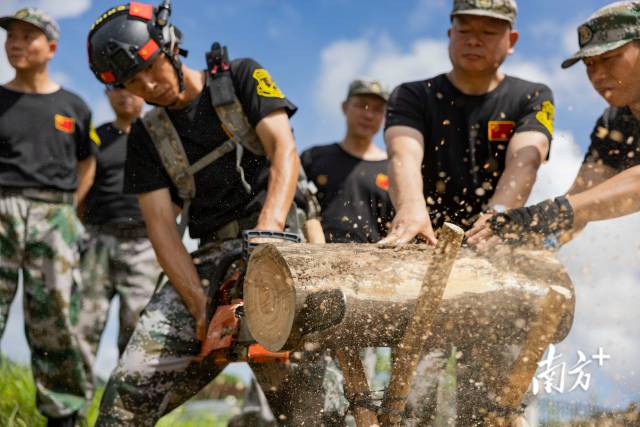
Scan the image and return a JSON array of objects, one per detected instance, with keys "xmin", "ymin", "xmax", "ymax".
[
  {"xmin": 0, "ymin": 355, "xmax": 235, "ymax": 427},
  {"xmin": 0, "ymin": 355, "xmax": 46, "ymax": 427}
]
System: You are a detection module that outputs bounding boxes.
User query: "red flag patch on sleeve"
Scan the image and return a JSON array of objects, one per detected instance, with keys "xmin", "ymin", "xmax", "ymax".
[
  {"xmin": 376, "ymin": 173, "xmax": 390, "ymax": 191},
  {"xmin": 488, "ymin": 121, "xmax": 515, "ymax": 142},
  {"xmin": 55, "ymin": 114, "xmax": 76, "ymax": 134}
]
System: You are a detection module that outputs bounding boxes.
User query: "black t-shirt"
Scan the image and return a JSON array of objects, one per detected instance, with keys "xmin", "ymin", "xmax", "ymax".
[
  {"xmin": 0, "ymin": 86, "xmax": 98, "ymax": 192},
  {"xmin": 84, "ymin": 123, "xmax": 144, "ymax": 226},
  {"xmin": 124, "ymin": 58, "xmax": 297, "ymax": 238},
  {"xmin": 583, "ymin": 107, "xmax": 640, "ymax": 172},
  {"xmin": 301, "ymin": 143, "xmax": 394, "ymax": 243},
  {"xmin": 385, "ymin": 74, "xmax": 554, "ymax": 229}
]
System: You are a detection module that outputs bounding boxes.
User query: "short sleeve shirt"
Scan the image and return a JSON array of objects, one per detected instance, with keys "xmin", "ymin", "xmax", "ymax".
[
  {"xmin": 124, "ymin": 58, "xmax": 297, "ymax": 238},
  {"xmin": 84, "ymin": 123, "xmax": 144, "ymax": 226},
  {"xmin": 385, "ymin": 74, "xmax": 554, "ymax": 229},
  {"xmin": 583, "ymin": 107, "xmax": 640, "ymax": 172},
  {"xmin": 301, "ymin": 143, "xmax": 394, "ymax": 243},
  {"xmin": 0, "ymin": 87, "xmax": 98, "ymax": 192}
]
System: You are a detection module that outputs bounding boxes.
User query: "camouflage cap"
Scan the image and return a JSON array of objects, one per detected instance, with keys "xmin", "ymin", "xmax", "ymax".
[
  {"xmin": 451, "ymin": 0, "xmax": 518, "ymax": 25},
  {"xmin": 347, "ymin": 79, "xmax": 389, "ymax": 102},
  {"xmin": 562, "ymin": 1, "xmax": 640, "ymax": 69},
  {"xmin": 0, "ymin": 7, "xmax": 60, "ymax": 41}
]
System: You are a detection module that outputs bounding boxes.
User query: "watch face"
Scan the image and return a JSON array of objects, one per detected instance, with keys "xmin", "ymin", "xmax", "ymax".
[{"xmin": 492, "ymin": 204, "xmax": 508, "ymax": 214}]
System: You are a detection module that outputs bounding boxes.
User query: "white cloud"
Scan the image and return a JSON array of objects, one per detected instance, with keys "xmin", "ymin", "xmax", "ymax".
[
  {"xmin": 313, "ymin": 35, "xmax": 450, "ymax": 133},
  {"xmin": 0, "ymin": 0, "xmax": 91, "ymax": 18},
  {"xmin": 408, "ymin": 0, "xmax": 449, "ymax": 32},
  {"xmin": 314, "ymin": 38, "xmax": 373, "ymax": 122},
  {"xmin": 528, "ymin": 131, "xmax": 584, "ymax": 203}
]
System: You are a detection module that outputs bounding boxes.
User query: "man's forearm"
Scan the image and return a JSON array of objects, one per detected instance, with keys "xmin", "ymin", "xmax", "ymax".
[
  {"xmin": 489, "ymin": 146, "xmax": 541, "ymax": 208},
  {"xmin": 75, "ymin": 156, "xmax": 96, "ymax": 205},
  {"xmin": 257, "ymin": 146, "xmax": 299, "ymax": 231},
  {"xmin": 388, "ymin": 151, "xmax": 426, "ymax": 212},
  {"xmin": 149, "ymin": 219, "xmax": 195, "ymax": 283},
  {"xmin": 567, "ymin": 165, "xmax": 640, "ymax": 225}
]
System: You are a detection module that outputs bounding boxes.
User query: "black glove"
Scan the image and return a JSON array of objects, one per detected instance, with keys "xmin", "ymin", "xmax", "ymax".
[{"xmin": 489, "ymin": 196, "xmax": 574, "ymax": 247}]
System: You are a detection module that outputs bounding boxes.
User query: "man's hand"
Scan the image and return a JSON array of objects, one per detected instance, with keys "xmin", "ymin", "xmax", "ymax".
[
  {"xmin": 466, "ymin": 211, "xmax": 503, "ymax": 250},
  {"xmin": 379, "ymin": 202, "xmax": 437, "ymax": 245},
  {"xmin": 185, "ymin": 289, "xmax": 208, "ymax": 342},
  {"xmin": 469, "ymin": 197, "xmax": 574, "ymax": 249},
  {"xmin": 383, "ymin": 125, "xmax": 435, "ymax": 245},
  {"xmin": 138, "ymin": 188, "xmax": 209, "ymax": 343}
]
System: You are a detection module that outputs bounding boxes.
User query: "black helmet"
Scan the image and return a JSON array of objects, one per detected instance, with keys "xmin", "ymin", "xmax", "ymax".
[{"xmin": 87, "ymin": 1, "xmax": 187, "ymax": 90}]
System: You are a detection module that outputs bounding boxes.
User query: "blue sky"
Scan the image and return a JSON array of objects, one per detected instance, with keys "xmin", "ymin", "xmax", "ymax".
[{"xmin": 1, "ymin": 0, "xmax": 640, "ymax": 414}]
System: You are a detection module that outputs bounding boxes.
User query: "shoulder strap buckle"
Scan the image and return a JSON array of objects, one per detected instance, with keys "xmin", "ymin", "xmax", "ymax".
[{"xmin": 206, "ymin": 42, "xmax": 230, "ymax": 75}]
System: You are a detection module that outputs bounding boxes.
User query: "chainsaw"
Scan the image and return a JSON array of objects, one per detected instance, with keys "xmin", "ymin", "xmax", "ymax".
[{"xmin": 195, "ymin": 230, "xmax": 300, "ymax": 364}]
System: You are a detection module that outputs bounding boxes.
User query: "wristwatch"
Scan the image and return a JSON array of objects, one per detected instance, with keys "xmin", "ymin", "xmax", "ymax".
[{"xmin": 484, "ymin": 204, "xmax": 508, "ymax": 215}]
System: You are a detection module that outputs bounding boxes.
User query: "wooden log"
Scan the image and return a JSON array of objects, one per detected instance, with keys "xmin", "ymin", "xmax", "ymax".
[
  {"xmin": 243, "ymin": 244, "xmax": 575, "ymax": 355},
  {"xmin": 380, "ymin": 223, "xmax": 464, "ymax": 426},
  {"xmin": 303, "ymin": 218, "xmax": 380, "ymax": 427}
]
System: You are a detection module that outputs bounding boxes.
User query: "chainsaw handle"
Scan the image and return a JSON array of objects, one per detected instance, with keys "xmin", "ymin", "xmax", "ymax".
[
  {"xmin": 204, "ymin": 248, "xmax": 243, "ymax": 325},
  {"xmin": 241, "ymin": 229, "xmax": 301, "ymax": 261}
]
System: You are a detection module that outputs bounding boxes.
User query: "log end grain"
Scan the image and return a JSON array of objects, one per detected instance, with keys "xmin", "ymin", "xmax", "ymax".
[{"xmin": 244, "ymin": 244, "xmax": 297, "ymax": 352}]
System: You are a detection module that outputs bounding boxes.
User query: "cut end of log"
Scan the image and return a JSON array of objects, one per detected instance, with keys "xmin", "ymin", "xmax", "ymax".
[{"xmin": 244, "ymin": 244, "xmax": 297, "ymax": 352}]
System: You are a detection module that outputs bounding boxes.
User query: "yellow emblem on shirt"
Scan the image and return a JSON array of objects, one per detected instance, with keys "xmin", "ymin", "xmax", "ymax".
[
  {"xmin": 535, "ymin": 100, "xmax": 555, "ymax": 135},
  {"xmin": 89, "ymin": 124, "xmax": 101, "ymax": 146},
  {"xmin": 252, "ymin": 69, "xmax": 285, "ymax": 99}
]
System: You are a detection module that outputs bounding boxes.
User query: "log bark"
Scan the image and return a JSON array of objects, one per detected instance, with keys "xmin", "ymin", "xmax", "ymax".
[{"xmin": 243, "ymin": 243, "xmax": 575, "ymax": 355}]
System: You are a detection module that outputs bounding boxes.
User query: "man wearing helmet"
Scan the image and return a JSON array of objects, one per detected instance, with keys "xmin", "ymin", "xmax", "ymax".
[{"xmin": 87, "ymin": 2, "xmax": 320, "ymax": 426}]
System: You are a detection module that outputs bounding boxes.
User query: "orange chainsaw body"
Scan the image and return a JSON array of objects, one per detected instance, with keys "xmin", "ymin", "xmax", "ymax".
[{"xmin": 199, "ymin": 299, "xmax": 289, "ymax": 365}]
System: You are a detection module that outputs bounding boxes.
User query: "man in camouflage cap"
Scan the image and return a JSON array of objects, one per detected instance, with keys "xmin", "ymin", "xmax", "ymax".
[
  {"xmin": 0, "ymin": 7, "xmax": 60, "ymax": 40},
  {"xmin": 561, "ymin": 0, "xmax": 640, "ymax": 68},
  {"xmin": 451, "ymin": 0, "xmax": 517, "ymax": 26},
  {"xmin": 470, "ymin": 2, "xmax": 640, "ymax": 266},
  {"xmin": 0, "ymin": 6, "xmax": 98, "ymax": 427}
]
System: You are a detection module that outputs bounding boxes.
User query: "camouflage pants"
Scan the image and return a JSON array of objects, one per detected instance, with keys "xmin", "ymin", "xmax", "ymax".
[
  {"xmin": 95, "ymin": 239, "xmax": 327, "ymax": 427},
  {"xmin": 0, "ymin": 194, "xmax": 88, "ymax": 418},
  {"xmin": 77, "ymin": 229, "xmax": 160, "ymax": 385}
]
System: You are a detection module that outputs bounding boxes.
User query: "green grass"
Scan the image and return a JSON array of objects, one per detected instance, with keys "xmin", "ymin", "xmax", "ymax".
[
  {"xmin": 0, "ymin": 355, "xmax": 46, "ymax": 427},
  {"xmin": 0, "ymin": 355, "xmax": 231, "ymax": 427}
]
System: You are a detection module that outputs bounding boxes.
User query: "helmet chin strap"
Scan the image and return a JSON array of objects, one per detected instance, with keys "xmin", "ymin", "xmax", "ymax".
[
  {"xmin": 165, "ymin": 25, "xmax": 186, "ymax": 93},
  {"xmin": 167, "ymin": 52, "xmax": 185, "ymax": 93}
]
